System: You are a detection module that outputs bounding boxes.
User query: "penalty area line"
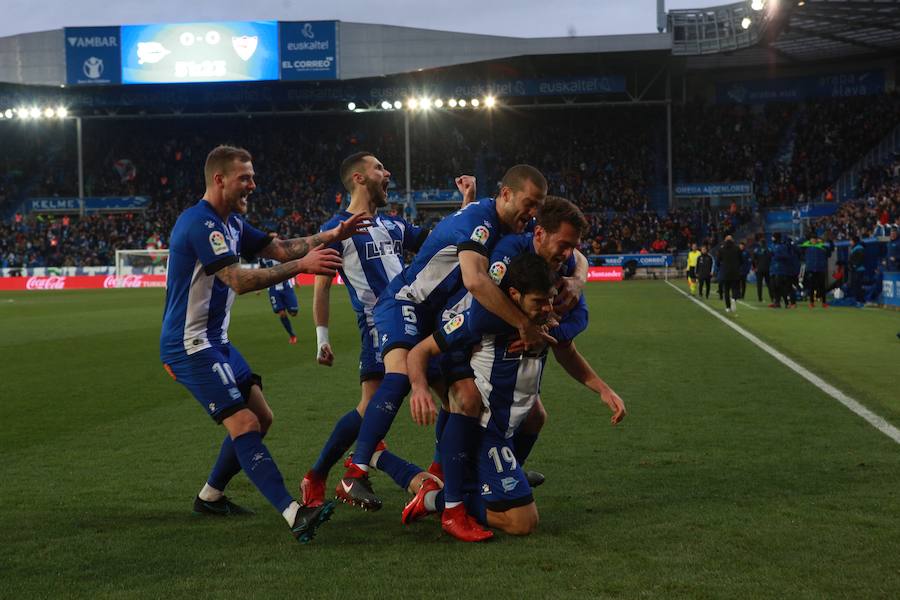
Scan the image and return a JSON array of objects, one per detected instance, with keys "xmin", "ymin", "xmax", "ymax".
[{"xmin": 665, "ymin": 280, "xmax": 900, "ymax": 445}]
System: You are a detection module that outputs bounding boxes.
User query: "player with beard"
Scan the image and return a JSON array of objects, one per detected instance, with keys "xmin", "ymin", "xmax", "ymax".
[
  {"xmin": 336, "ymin": 165, "xmax": 554, "ymax": 542},
  {"xmin": 300, "ymin": 152, "xmax": 474, "ymax": 507},
  {"xmin": 159, "ymin": 145, "xmax": 369, "ymax": 542}
]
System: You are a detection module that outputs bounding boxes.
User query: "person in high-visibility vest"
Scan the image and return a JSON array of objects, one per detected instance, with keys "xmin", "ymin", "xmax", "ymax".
[{"xmin": 686, "ymin": 242, "xmax": 701, "ymax": 295}]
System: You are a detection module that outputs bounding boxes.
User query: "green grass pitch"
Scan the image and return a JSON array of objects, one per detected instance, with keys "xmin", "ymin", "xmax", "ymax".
[{"xmin": 1, "ymin": 281, "xmax": 899, "ymax": 598}]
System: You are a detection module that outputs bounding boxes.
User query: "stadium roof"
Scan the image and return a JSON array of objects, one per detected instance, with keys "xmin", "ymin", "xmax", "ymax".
[{"xmin": 674, "ymin": 0, "xmax": 900, "ymax": 69}]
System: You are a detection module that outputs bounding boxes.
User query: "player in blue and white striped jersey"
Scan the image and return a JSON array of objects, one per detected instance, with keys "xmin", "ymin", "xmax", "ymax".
[
  {"xmin": 301, "ymin": 152, "xmax": 451, "ymax": 507},
  {"xmin": 401, "ymin": 253, "xmax": 626, "ymax": 538},
  {"xmin": 159, "ymin": 145, "xmax": 370, "ymax": 542},
  {"xmin": 337, "ymin": 166, "xmax": 554, "ymax": 533},
  {"xmin": 423, "ymin": 196, "xmax": 590, "ymax": 501},
  {"xmin": 258, "ymin": 257, "xmax": 299, "ymax": 344}
]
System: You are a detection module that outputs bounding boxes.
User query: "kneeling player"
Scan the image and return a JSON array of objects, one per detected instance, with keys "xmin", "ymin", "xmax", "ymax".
[
  {"xmin": 260, "ymin": 257, "xmax": 299, "ymax": 344},
  {"xmin": 403, "ymin": 253, "xmax": 625, "ymax": 538}
]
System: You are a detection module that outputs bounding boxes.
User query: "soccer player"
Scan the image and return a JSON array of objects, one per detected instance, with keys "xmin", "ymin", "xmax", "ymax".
[
  {"xmin": 159, "ymin": 145, "xmax": 369, "ymax": 542},
  {"xmin": 402, "ymin": 253, "xmax": 625, "ymax": 539},
  {"xmin": 422, "ymin": 196, "xmax": 590, "ymax": 508},
  {"xmin": 259, "ymin": 257, "xmax": 299, "ymax": 343},
  {"xmin": 300, "ymin": 152, "xmax": 472, "ymax": 507},
  {"xmin": 336, "ymin": 165, "xmax": 552, "ymax": 531}
]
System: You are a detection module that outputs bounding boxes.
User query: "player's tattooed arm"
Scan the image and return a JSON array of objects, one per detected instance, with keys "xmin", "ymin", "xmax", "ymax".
[
  {"xmin": 552, "ymin": 340, "xmax": 626, "ymax": 425},
  {"xmin": 259, "ymin": 213, "xmax": 372, "ymax": 262},
  {"xmin": 215, "ymin": 261, "xmax": 301, "ymax": 295},
  {"xmin": 216, "ymin": 247, "xmax": 342, "ymax": 294}
]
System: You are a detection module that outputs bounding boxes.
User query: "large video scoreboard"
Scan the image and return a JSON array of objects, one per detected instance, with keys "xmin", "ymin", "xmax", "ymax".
[{"xmin": 64, "ymin": 20, "xmax": 338, "ymax": 86}]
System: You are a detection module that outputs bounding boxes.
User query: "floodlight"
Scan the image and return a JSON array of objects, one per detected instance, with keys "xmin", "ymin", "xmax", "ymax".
[
  {"xmin": 448, "ymin": 98, "xmax": 458, "ymax": 108},
  {"xmin": 381, "ymin": 101, "xmax": 391, "ymax": 110},
  {"xmin": 458, "ymin": 99, "xmax": 467, "ymax": 107},
  {"xmin": 741, "ymin": 17, "xmax": 752, "ymax": 29},
  {"xmin": 56, "ymin": 107, "xmax": 68, "ymax": 118},
  {"xmin": 407, "ymin": 98, "xmax": 419, "ymax": 110},
  {"xmin": 347, "ymin": 102, "xmax": 357, "ymax": 111},
  {"xmin": 484, "ymin": 96, "xmax": 496, "ymax": 108},
  {"xmin": 434, "ymin": 98, "xmax": 444, "ymax": 108},
  {"xmin": 471, "ymin": 98, "xmax": 480, "ymax": 107},
  {"xmin": 393, "ymin": 100, "xmax": 402, "ymax": 109},
  {"xmin": 751, "ymin": 0, "xmax": 764, "ymax": 11}
]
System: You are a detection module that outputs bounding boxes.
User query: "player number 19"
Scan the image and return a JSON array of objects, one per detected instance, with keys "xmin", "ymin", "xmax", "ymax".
[{"xmin": 487, "ymin": 446, "xmax": 517, "ymax": 473}]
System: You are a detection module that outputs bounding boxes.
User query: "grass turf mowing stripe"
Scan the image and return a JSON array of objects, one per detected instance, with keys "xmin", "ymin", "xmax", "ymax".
[{"xmin": 665, "ymin": 280, "xmax": 900, "ymax": 445}]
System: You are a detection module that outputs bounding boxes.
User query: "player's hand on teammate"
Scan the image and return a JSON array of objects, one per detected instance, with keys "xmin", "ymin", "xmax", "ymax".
[
  {"xmin": 409, "ymin": 385, "xmax": 437, "ymax": 426},
  {"xmin": 329, "ymin": 212, "xmax": 373, "ymax": 242},
  {"xmin": 296, "ymin": 245, "xmax": 342, "ymax": 276},
  {"xmin": 601, "ymin": 389, "xmax": 626, "ymax": 425},
  {"xmin": 554, "ymin": 276, "xmax": 583, "ymax": 314},
  {"xmin": 455, "ymin": 175, "xmax": 476, "ymax": 206},
  {"xmin": 316, "ymin": 342, "xmax": 334, "ymax": 366},
  {"xmin": 518, "ymin": 321, "xmax": 557, "ymax": 350}
]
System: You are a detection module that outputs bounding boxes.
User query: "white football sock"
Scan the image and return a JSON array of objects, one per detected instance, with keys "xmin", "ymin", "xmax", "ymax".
[
  {"xmin": 282, "ymin": 501, "xmax": 301, "ymax": 525},
  {"xmin": 199, "ymin": 483, "xmax": 224, "ymax": 502},
  {"xmin": 424, "ymin": 490, "xmax": 439, "ymax": 512}
]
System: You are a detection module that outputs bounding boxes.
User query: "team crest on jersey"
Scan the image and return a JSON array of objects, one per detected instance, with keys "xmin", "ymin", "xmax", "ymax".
[
  {"xmin": 379, "ymin": 218, "xmax": 396, "ymax": 231},
  {"xmin": 470, "ymin": 225, "xmax": 490, "ymax": 245},
  {"xmin": 209, "ymin": 231, "xmax": 229, "ymax": 255},
  {"xmin": 489, "ymin": 261, "xmax": 507, "ymax": 284},
  {"xmin": 443, "ymin": 314, "xmax": 465, "ymax": 335}
]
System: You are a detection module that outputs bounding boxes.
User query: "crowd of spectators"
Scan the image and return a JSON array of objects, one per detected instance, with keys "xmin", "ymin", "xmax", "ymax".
[
  {"xmin": 810, "ymin": 159, "xmax": 900, "ymax": 241},
  {"xmin": 3, "ymin": 93, "xmax": 898, "ymax": 269}
]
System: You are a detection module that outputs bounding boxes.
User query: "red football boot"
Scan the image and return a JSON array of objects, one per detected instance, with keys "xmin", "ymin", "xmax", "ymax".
[
  {"xmin": 401, "ymin": 477, "xmax": 441, "ymax": 525},
  {"xmin": 343, "ymin": 440, "xmax": 388, "ymax": 469},
  {"xmin": 300, "ymin": 469, "xmax": 325, "ymax": 508},
  {"xmin": 441, "ymin": 504, "xmax": 493, "ymax": 542},
  {"xmin": 289, "ymin": 335, "xmax": 298, "ymax": 345},
  {"xmin": 426, "ymin": 460, "xmax": 444, "ymax": 482}
]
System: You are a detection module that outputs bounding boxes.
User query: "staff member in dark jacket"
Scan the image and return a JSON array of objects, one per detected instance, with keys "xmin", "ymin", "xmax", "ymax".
[
  {"xmin": 738, "ymin": 242, "xmax": 752, "ymax": 299},
  {"xmin": 887, "ymin": 227, "xmax": 899, "ymax": 273},
  {"xmin": 801, "ymin": 235, "xmax": 830, "ymax": 307},
  {"xmin": 695, "ymin": 245, "xmax": 714, "ymax": 299},
  {"xmin": 753, "ymin": 237, "xmax": 773, "ymax": 303},
  {"xmin": 716, "ymin": 235, "xmax": 743, "ymax": 313},
  {"xmin": 849, "ymin": 235, "xmax": 866, "ymax": 305}
]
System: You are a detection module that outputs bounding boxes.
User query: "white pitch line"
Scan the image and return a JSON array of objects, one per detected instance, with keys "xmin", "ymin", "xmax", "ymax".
[
  {"xmin": 737, "ymin": 300, "xmax": 759, "ymax": 310},
  {"xmin": 666, "ymin": 280, "xmax": 900, "ymax": 445}
]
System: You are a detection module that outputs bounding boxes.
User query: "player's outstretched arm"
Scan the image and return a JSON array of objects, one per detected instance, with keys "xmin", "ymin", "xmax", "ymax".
[
  {"xmin": 459, "ymin": 250, "xmax": 556, "ymax": 349},
  {"xmin": 260, "ymin": 213, "xmax": 371, "ymax": 262},
  {"xmin": 215, "ymin": 247, "xmax": 342, "ymax": 295},
  {"xmin": 313, "ymin": 274, "xmax": 334, "ymax": 366},
  {"xmin": 552, "ymin": 340, "xmax": 626, "ymax": 425},
  {"xmin": 407, "ymin": 335, "xmax": 441, "ymax": 426}
]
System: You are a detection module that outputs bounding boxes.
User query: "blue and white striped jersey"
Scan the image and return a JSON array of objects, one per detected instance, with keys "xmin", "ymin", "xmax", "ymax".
[
  {"xmin": 434, "ymin": 298, "xmax": 588, "ymax": 440},
  {"xmin": 439, "ymin": 230, "xmax": 582, "ymax": 324},
  {"xmin": 259, "ymin": 258, "xmax": 294, "ymax": 291},
  {"xmin": 160, "ymin": 200, "xmax": 271, "ymax": 362},
  {"xmin": 384, "ymin": 198, "xmax": 502, "ymax": 314},
  {"xmin": 320, "ymin": 210, "xmax": 426, "ymax": 326}
]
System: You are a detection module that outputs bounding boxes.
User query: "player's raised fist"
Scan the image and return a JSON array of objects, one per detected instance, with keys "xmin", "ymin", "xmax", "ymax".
[{"xmin": 455, "ymin": 175, "xmax": 476, "ymax": 206}]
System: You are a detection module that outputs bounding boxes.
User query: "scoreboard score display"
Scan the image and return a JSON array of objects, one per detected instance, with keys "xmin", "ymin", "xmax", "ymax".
[{"xmin": 120, "ymin": 21, "xmax": 279, "ymax": 84}]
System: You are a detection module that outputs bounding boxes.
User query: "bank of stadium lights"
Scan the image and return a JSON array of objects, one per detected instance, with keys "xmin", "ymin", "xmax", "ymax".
[{"xmin": 0, "ymin": 106, "xmax": 69, "ymax": 120}]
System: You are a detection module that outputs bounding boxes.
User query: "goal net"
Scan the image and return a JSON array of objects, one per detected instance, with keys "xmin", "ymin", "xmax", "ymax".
[{"xmin": 115, "ymin": 249, "xmax": 170, "ymax": 279}]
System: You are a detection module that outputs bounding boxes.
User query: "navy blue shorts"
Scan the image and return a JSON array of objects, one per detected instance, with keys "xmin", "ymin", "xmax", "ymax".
[
  {"xmin": 164, "ymin": 345, "xmax": 256, "ymax": 423},
  {"xmin": 269, "ymin": 287, "xmax": 298, "ymax": 314},
  {"xmin": 373, "ymin": 295, "xmax": 433, "ymax": 355},
  {"xmin": 477, "ymin": 427, "xmax": 534, "ymax": 511},
  {"xmin": 356, "ymin": 316, "xmax": 385, "ymax": 383}
]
